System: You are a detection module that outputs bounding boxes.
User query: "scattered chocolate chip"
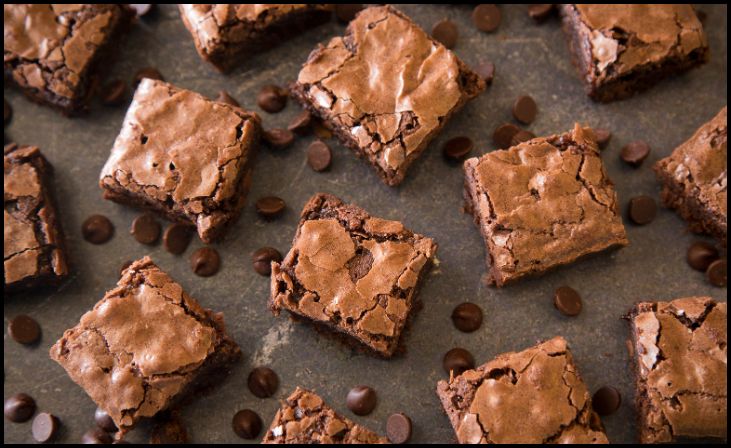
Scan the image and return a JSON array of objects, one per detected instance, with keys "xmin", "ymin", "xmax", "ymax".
[
  {"xmin": 592, "ymin": 128, "xmax": 611, "ymax": 149},
  {"xmin": 95, "ymin": 407, "xmax": 117, "ymax": 433},
  {"xmin": 620, "ymin": 141, "xmax": 651, "ymax": 167},
  {"xmin": 288, "ymin": 110, "xmax": 313, "ymax": 136},
  {"xmin": 307, "ymin": 140, "xmax": 332, "ymax": 171},
  {"xmin": 451, "ymin": 303, "xmax": 483, "ymax": 332},
  {"xmin": 432, "ymin": 19, "xmax": 459, "ymax": 49},
  {"xmin": 4, "ymin": 393, "xmax": 36, "ymax": 422},
  {"xmin": 472, "ymin": 4, "xmax": 501, "ymax": 32},
  {"xmin": 263, "ymin": 128, "xmax": 295, "ymax": 150},
  {"xmin": 82, "ymin": 427, "xmax": 113, "ymax": 444},
  {"xmin": 706, "ymin": 259, "xmax": 727, "ymax": 287},
  {"xmin": 150, "ymin": 413, "xmax": 188, "ymax": 444},
  {"xmin": 592, "ymin": 386, "xmax": 621, "ymax": 416},
  {"xmin": 252, "ymin": 247, "xmax": 283, "ymax": 276},
  {"xmin": 335, "ymin": 4, "xmax": 364, "ymax": 23},
  {"xmin": 120, "ymin": 260, "xmax": 133, "ymax": 276},
  {"xmin": 512, "ymin": 95, "xmax": 538, "ymax": 124},
  {"xmin": 131, "ymin": 213, "xmax": 161, "ymax": 245},
  {"xmin": 686, "ymin": 241, "xmax": 719, "ymax": 272},
  {"xmin": 216, "ymin": 90, "xmax": 240, "ymax": 107},
  {"xmin": 627, "ymin": 195, "xmax": 657, "ymax": 225},
  {"xmin": 247, "ymin": 367, "xmax": 279, "ymax": 398},
  {"xmin": 510, "ymin": 129, "xmax": 536, "ymax": 146},
  {"xmin": 313, "ymin": 120, "xmax": 333, "ymax": 139},
  {"xmin": 132, "ymin": 67, "xmax": 164, "ymax": 88},
  {"xmin": 129, "ymin": 4, "xmax": 153, "ymax": 17},
  {"xmin": 8, "ymin": 315, "xmax": 41, "ymax": 345},
  {"xmin": 443, "ymin": 348, "xmax": 475, "ymax": 376},
  {"xmin": 255, "ymin": 196, "xmax": 286, "ymax": 219},
  {"xmin": 190, "ymin": 247, "xmax": 221, "ymax": 277},
  {"xmin": 257, "ymin": 85, "xmax": 288, "ymax": 113},
  {"xmin": 100, "ymin": 80, "xmax": 127, "ymax": 106},
  {"xmin": 32, "ymin": 412, "xmax": 60, "ymax": 443},
  {"xmin": 82, "ymin": 215, "xmax": 114, "ymax": 244},
  {"xmin": 553, "ymin": 286, "xmax": 583, "ymax": 317},
  {"xmin": 442, "ymin": 136, "xmax": 473, "ymax": 161},
  {"xmin": 492, "ymin": 123, "xmax": 520, "ymax": 149},
  {"xmin": 474, "ymin": 61, "xmax": 495, "ymax": 85},
  {"xmin": 696, "ymin": 9, "xmax": 707, "ymax": 23},
  {"xmin": 232, "ymin": 409, "xmax": 262, "ymax": 440},
  {"xmin": 386, "ymin": 413, "xmax": 412, "ymax": 444},
  {"xmin": 4, "ymin": 99, "xmax": 11, "ymax": 126},
  {"xmin": 346, "ymin": 386, "xmax": 377, "ymax": 416},
  {"xmin": 163, "ymin": 223, "xmax": 194, "ymax": 255},
  {"xmin": 528, "ymin": 4, "xmax": 555, "ymax": 22}
]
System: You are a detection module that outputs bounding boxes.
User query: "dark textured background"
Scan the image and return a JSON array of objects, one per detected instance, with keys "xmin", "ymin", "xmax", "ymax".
[{"xmin": 4, "ymin": 4, "xmax": 727, "ymax": 444}]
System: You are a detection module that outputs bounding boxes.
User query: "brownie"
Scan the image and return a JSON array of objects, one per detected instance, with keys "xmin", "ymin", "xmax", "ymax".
[
  {"xmin": 626, "ymin": 297, "xmax": 726, "ymax": 443},
  {"xmin": 4, "ymin": 4, "xmax": 133, "ymax": 115},
  {"xmin": 262, "ymin": 387, "xmax": 388, "ymax": 444},
  {"xmin": 291, "ymin": 5, "xmax": 486, "ymax": 186},
  {"xmin": 179, "ymin": 4, "xmax": 333, "ymax": 73},
  {"xmin": 654, "ymin": 106, "xmax": 727, "ymax": 246},
  {"xmin": 4, "ymin": 143, "xmax": 68, "ymax": 293},
  {"xmin": 99, "ymin": 78, "xmax": 261, "ymax": 243},
  {"xmin": 49, "ymin": 256, "xmax": 241, "ymax": 435},
  {"xmin": 270, "ymin": 193, "xmax": 437, "ymax": 358},
  {"xmin": 463, "ymin": 125, "xmax": 628, "ymax": 286},
  {"xmin": 559, "ymin": 5, "xmax": 709, "ymax": 102},
  {"xmin": 436, "ymin": 336, "xmax": 609, "ymax": 444}
]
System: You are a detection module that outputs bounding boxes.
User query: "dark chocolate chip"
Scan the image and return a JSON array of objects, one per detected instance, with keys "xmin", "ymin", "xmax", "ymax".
[
  {"xmin": 346, "ymin": 386, "xmax": 377, "ymax": 416},
  {"xmin": 510, "ymin": 129, "xmax": 536, "ymax": 146},
  {"xmin": 592, "ymin": 128, "xmax": 611, "ymax": 149},
  {"xmin": 706, "ymin": 259, "xmax": 727, "ymax": 287},
  {"xmin": 232, "ymin": 409, "xmax": 262, "ymax": 440},
  {"xmin": 443, "ymin": 348, "xmax": 475, "ymax": 376},
  {"xmin": 150, "ymin": 413, "xmax": 188, "ymax": 444},
  {"xmin": 8, "ymin": 315, "xmax": 41, "ymax": 345},
  {"xmin": 190, "ymin": 247, "xmax": 221, "ymax": 277},
  {"xmin": 95, "ymin": 407, "xmax": 117, "ymax": 433},
  {"xmin": 263, "ymin": 128, "xmax": 295, "ymax": 150},
  {"xmin": 288, "ymin": 110, "xmax": 313, "ymax": 136},
  {"xmin": 163, "ymin": 223, "xmax": 194, "ymax": 255},
  {"xmin": 696, "ymin": 9, "xmax": 707, "ymax": 23},
  {"xmin": 432, "ymin": 19, "xmax": 459, "ymax": 49},
  {"xmin": 247, "ymin": 367, "xmax": 279, "ymax": 398},
  {"xmin": 216, "ymin": 90, "xmax": 240, "ymax": 107},
  {"xmin": 451, "ymin": 303, "xmax": 483, "ymax": 332},
  {"xmin": 512, "ymin": 95, "xmax": 538, "ymax": 124},
  {"xmin": 120, "ymin": 260, "xmax": 133, "ymax": 276},
  {"xmin": 313, "ymin": 120, "xmax": 333, "ymax": 139},
  {"xmin": 131, "ymin": 213, "xmax": 161, "ymax": 245},
  {"xmin": 386, "ymin": 413, "xmax": 412, "ymax": 444},
  {"xmin": 553, "ymin": 286, "xmax": 582, "ymax": 317},
  {"xmin": 32, "ymin": 412, "xmax": 60, "ymax": 443},
  {"xmin": 252, "ymin": 247, "xmax": 283, "ymax": 276},
  {"xmin": 472, "ymin": 4, "xmax": 501, "ymax": 32},
  {"xmin": 4, "ymin": 99, "xmax": 11, "ymax": 126},
  {"xmin": 132, "ymin": 67, "xmax": 164, "ymax": 88},
  {"xmin": 257, "ymin": 85, "xmax": 288, "ymax": 113},
  {"xmin": 129, "ymin": 4, "xmax": 153, "ymax": 17},
  {"xmin": 307, "ymin": 140, "xmax": 332, "ymax": 172},
  {"xmin": 82, "ymin": 215, "xmax": 114, "ymax": 244},
  {"xmin": 592, "ymin": 386, "xmax": 622, "ymax": 416},
  {"xmin": 82, "ymin": 427, "xmax": 113, "ymax": 444},
  {"xmin": 335, "ymin": 4, "xmax": 364, "ymax": 23},
  {"xmin": 492, "ymin": 123, "xmax": 520, "ymax": 149},
  {"xmin": 528, "ymin": 4, "xmax": 555, "ymax": 22},
  {"xmin": 627, "ymin": 196, "xmax": 657, "ymax": 225},
  {"xmin": 686, "ymin": 241, "xmax": 720, "ymax": 272},
  {"xmin": 620, "ymin": 141, "xmax": 651, "ymax": 167},
  {"xmin": 100, "ymin": 80, "xmax": 127, "ymax": 106},
  {"xmin": 474, "ymin": 61, "xmax": 495, "ymax": 85},
  {"xmin": 4, "ymin": 393, "xmax": 36, "ymax": 422},
  {"xmin": 255, "ymin": 196, "xmax": 286, "ymax": 219},
  {"xmin": 442, "ymin": 136, "xmax": 473, "ymax": 161}
]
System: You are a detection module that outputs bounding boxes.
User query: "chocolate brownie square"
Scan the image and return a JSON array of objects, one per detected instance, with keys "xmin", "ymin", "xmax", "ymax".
[
  {"xmin": 4, "ymin": 4, "xmax": 133, "ymax": 115},
  {"xmin": 654, "ymin": 106, "xmax": 727, "ymax": 246},
  {"xmin": 559, "ymin": 5, "xmax": 709, "ymax": 102},
  {"xmin": 263, "ymin": 387, "xmax": 388, "ymax": 444},
  {"xmin": 99, "ymin": 78, "xmax": 261, "ymax": 243},
  {"xmin": 270, "ymin": 193, "xmax": 437, "ymax": 358},
  {"xmin": 626, "ymin": 297, "xmax": 726, "ymax": 443},
  {"xmin": 291, "ymin": 5, "xmax": 486, "ymax": 186},
  {"xmin": 463, "ymin": 125, "xmax": 628, "ymax": 286},
  {"xmin": 4, "ymin": 143, "xmax": 68, "ymax": 293},
  {"xmin": 49, "ymin": 257, "xmax": 241, "ymax": 435},
  {"xmin": 179, "ymin": 4, "xmax": 333, "ymax": 72},
  {"xmin": 437, "ymin": 336, "xmax": 608, "ymax": 444}
]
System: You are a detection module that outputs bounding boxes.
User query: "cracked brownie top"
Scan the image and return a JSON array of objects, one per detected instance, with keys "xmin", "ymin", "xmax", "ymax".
[
  {"xmin": 437, "ymin": 336, "xmax": 608, "ymax": 444},
  {"xmin": 628, "ymin": 297, "xmax": 727, "ymax": 443}
]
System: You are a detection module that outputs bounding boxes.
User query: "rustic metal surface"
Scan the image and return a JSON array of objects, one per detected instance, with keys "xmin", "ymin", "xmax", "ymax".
[{"xmin": 4, "ymin": 4, "xmax": 727, "ymax": 444}]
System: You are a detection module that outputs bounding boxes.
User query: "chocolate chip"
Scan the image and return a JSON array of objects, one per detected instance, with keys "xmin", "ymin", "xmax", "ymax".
[
  {"xmin": 696, "ymin": 9, "xmax": 707, "ymax": 23},
  {"xmin": 150, "ymin": 413, "xmax": 188, "ymax": 444},
  {"xmin": 131, "ymin": 213, "xmax": 161, "ymax": 245},
  {"xmin": 386, "ymin": 413, "xmax": 412, "ymax": 444},
  {"xmin": 706, "ymin": 259, "xmax": 727, "ymax": 287},
  {"xmin": 492, "ymin": 123, "xmax": 520, "ymax": 149},
  {"xmin": 132, "ymin": 67, "xmax": 164, "ymax": 88},
  {"xmin": 443, "ymin": 348, "xmax": 475, "ymax": 376},
  {"xmin": 129, "ymin": 4, "xmax": 153, "ymax": 17},
  {"xmin": 8, "ymin": 315, "xmax": 41, "ymax": 345},
  {"xmin": 100, "ymin": 80, "xmax": 127, "ymax": 106},
  {"xmin": 528, "ymin": 4, "xmax": 555, "ymax": 22},
  {"xmin": 472, "ymin": 4, "xmax": 501, "ymax": 32},
  {"xmin": 512, "ymin": 95, "xmax": 538, "ymax": 124},
  {"xmin": 163, "ymin": 223, "xmax": 194, "ymax": 255},
  {"xmin": 252, "ymin": 247, "xmax": 283, "ymax": 276},
  {"xmin": 474, "ymin": 61, "xmax": 495, "ymax": 85},
  {"xmin": 432, "ymin": 19, "xmax": 459, "ymax": 49},
  {"xmin": 120, "ymin": 260, "xmax": 133, "ymax": 276},
  {"xmin": 232, "ymin": 409, "xmax": 262, "ymax": 440},
  {"xmin": 263, "ymin": 128, "xmax": 295, "ymax": 150},
  {"xmin": 216, "ymin": 90, "xmax": 240, "ymax": 107},
  {"xmin": 288, "ymin": 110, "xmax": 313, "ymax": 135},
  {"xmin": 307, "ymin": 140, "xmax": 332, "ymax": 171},
  {"xmin": 510, "ymin": 129, "xmax": 536, "ymax": 146},
  {"xmin": 346, "ymin": 386, "xmax": 377, "ymax": 416},
  {"xmin": 4, "ymin": 99, "xmax": 11, "ymax": 126},
  {"xmin": 190, "ymin": 247, "xmax": 221, "ymax": 277},
  {"xmin": 442, "ymin": 136, "xmax": 473, "ymax": 161},
  {"xmin": 247, "ymin": 367, "xmax": 279, "ymax": 398},
  {"xmin": 313, "ymin": 120, "xmax": 333, "ymax": 139},
  {"xmin": 592, "ymin": 386, "xmax": 621, "ymax": 416},
  {"xmin": 81, "ymin": 427, "xmax": 113, "ymax": 444},
  {"xmin": 687, "ymin": 241, "xmax": 719, "ymax": 272},
  {"xmin": 620, "ymin": 141, "xmax": 651, "ymax": 167},
  {"xmin": 4, "ymin": 393, "xmax": 36, "ymax": 422},
  {"xmin": 32, "ymin": 413, "xmax": 60, "ymax": 443},
  {"xmin": 592, "ymin": 128, "xmax": 611, "ymax": 149},
  {"xmin": 257, "ymin": 85, "xmax": 288, "ymax": 113},
  {"xmin": 82, "ymin": 215, "xmax": 114, "ymax": 244},
  {"xmin": 95, "ymin": 407, "xmax": 117, "ymax": 433},
  {"xmin": 335, "ymin": 4, "xmax": 364, "ymax": 23},
  {"xmin": 451, "ymin": 303, "xmax": 483, "ymax": 332},
  {"xmin": 553, "ymin": 286, "xmax": 582, "ymax": 317},
  {"xmin": 255, "ymin": 196, "xmax": 286, "ymax": 219},
  {"xmin": 627, "ymin": 195, "xmax": 657, "ymax": 225}
]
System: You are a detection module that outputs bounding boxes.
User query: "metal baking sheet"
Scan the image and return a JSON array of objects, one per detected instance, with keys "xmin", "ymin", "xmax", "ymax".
[{"xmin": 4, "ymin": 4, "xmax": 727, "ymax": 444}]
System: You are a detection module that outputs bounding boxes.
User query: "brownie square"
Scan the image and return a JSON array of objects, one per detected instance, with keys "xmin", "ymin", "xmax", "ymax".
[
  {"xmin": 3, "ymin": 4, "xmax": 133, "ymax": 115},
  {"xmin": 179, "ymin": 4, "xmax": 333, "ymax": 72},
  {"xmin": 270, "ymin": 193, "xmax": 437, "ymax": 358},
  {"xmin": 463, "ymin": 125, "xmax": 628, "ymax": 286},
  {"xmin": 559, "ymin": 5, "xmax": 709, "ymax": 102},
  {"xmin": 626, "ymin": 297, "xmax": 726, "ymax": 443},
  {"xmin": 654, "ymin": 106, "xmax": 727, "ymax": 246},
  {"xmin": 99, "ymin": 78, "xmax": 261, "ymax": 243},
  {"xmin": 263, "ymin": 387, "xmax": 388, "ymax": 444},
  {"xmin": 49, "ymin": 257, "xmax": 241, "ymax": 434},
  {"xmin": 4, "ymin": 143, "xmax": 68, "ymax": 293},
  {"xmin": 437, "ymin": 337, "xmax": 609, "ymax": 444},
  {"xmin": 291, "ymin": 5, "xmax": 486, "ymax": 186}
]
